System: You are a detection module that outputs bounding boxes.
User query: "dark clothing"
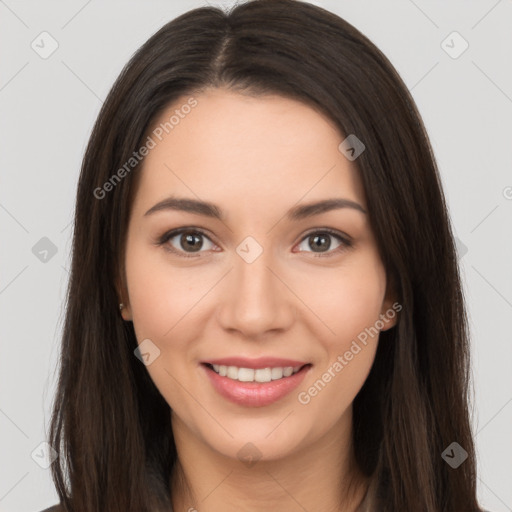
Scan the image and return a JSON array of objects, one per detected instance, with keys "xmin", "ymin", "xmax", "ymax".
[{"xmin": 38, "ymin": 501, "xmax": 493, "ymax": 512}]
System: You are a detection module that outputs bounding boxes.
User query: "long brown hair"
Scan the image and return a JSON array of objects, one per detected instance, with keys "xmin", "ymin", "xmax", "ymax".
[{"xmin": 48, "ymin": 1, "xmax": 484, "ymax": 510}]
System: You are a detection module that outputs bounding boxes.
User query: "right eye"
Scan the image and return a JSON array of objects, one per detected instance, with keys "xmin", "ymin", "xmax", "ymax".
[{"xmin": 157, "ymin": 228, "xmax": 218, "ymax": 258}]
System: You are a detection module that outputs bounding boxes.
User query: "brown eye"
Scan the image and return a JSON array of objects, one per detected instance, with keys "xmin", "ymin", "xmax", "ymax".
[
  {"xmin": 158, "ymin": 228, "xmax": 216, "ymax": 258},
  {"xmin": 177, "ymin": 231, "xmax": 204, "ymax": 252},
  {"xmin": 296, "ymin": 229, "xmax": 352, "ymax": 257},
  {"xmin": 307, "ymin": 233, "xmax": 332, "ymax": 252}
]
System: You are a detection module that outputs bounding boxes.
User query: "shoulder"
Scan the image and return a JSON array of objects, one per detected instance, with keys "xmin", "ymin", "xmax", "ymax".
[{"xmin": 38, "ymin": 505, "xmax": 62, "ymax": 512}]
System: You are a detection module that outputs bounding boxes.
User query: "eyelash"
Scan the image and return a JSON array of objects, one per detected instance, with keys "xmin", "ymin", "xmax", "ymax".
[{"xmin": 156, "ymin": 227, "xmax": 353, "ymax": 259}]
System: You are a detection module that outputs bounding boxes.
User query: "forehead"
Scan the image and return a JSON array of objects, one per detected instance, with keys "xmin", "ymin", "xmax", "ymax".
[{"xmin": 132, "ymin": 88, "xmax": 366, "ymax": 216}]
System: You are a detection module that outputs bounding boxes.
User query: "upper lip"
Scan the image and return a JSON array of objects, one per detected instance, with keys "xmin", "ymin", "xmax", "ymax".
[{"xmin": 202, "ymin": 357, "xmax": 311, "ymax": 369}]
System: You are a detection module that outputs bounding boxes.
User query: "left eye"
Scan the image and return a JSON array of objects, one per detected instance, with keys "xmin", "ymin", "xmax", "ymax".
[{"xmin": 295, "ymin": 230, "xmax": 352, "ymax": 257}]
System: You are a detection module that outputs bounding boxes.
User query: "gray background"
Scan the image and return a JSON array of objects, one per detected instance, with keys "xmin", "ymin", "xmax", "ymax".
[{"xmin": 0, "ymin": 1, "xmax": 511, "ymax": 511}]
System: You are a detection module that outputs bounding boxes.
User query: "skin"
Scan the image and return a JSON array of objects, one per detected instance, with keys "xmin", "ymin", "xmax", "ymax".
[{"xmin": 118, "ymin": 88, "xmax": 397, "ymax": 512}]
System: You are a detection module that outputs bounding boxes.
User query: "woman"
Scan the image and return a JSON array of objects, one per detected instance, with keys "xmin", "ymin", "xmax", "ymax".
[{"xmin": 42, "ymin": 0, "xmax": 488, "ymax": 510}]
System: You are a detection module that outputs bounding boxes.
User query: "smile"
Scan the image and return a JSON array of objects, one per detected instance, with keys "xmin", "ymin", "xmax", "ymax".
[
  {"xmin": 201, "ymin": 362, "xmax": 312, "ymax": 407},
  {"xmin": 208, "ymin": 363, "xmax": 305, "ymax": 382}
]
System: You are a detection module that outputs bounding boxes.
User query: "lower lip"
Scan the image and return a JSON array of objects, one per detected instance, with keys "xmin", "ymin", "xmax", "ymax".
[{"xmin": 201, "ymin": 363, "xmax": 312, "ymax": 407}]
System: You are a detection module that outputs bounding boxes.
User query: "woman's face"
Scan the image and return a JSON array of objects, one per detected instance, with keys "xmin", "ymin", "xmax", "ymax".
[{"xmin": 121, "ymin": 88, "xmax": 396, "ymax": 462}]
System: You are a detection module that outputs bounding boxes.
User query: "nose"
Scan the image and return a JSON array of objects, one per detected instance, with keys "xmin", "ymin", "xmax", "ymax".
[{"xmin": 216, "ymin": 245, "xmax": 296, "ymax": 339}]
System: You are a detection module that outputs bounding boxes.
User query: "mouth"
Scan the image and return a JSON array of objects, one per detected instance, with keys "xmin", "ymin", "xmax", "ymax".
[
  {"xmin": 201, "ymin": 362, "xmax": 312, "ymax": 383},
  {"xmin": 200, "ymin": 362, "xmax": 313, "ymax": 407}
]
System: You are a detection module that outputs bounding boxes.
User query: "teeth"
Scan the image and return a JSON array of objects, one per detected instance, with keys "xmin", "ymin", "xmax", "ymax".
[
  {"xmin": 271, "ymin": 367, "xmax": 283, "ymax": 380},
  {"xmin": 210, "ymin": 364, "xmax": 303, "ymax": 382}
]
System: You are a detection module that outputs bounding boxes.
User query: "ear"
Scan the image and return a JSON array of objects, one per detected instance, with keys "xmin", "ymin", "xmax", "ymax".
[
  {"xmin": 115, "ymin": 271, "xmax": 133, "ymax": 322},
  {"xmin": 379, "ymin": 273, "xmax": 400, "ymax": 331}
]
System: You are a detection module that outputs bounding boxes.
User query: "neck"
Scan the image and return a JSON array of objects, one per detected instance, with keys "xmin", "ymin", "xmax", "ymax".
[{"xmin": 169, "ymin": 409, "xmax": 369, "ymax": 512}]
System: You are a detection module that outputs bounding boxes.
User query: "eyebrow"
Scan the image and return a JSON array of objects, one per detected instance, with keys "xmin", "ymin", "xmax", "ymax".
[{"xmin": 144, "ymin": 196, "xmax": 367, "ymax": 221}]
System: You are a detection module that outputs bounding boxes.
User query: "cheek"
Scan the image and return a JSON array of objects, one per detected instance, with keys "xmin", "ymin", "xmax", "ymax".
[
  {"xmin": 125, "ymin": 240, "xmax": 192, "ymax": 342},
  {"xmin": 301, "ymin": 339, "xmax": 377, "ymax": 427},
  {"xmin": 296, "ymin": 254, "xmax": 386, "ymax": 346},
  {"xmin": 124, "ymin": 242, "xmax": 206, "ymax": 410},
  {"xmin": 298, "ymin": 271, "xmax": 383, "ymax": 416},
  {"xmin": 294, "ymin": 255, "xmax": 384, "ymax": 398},
  {"xmin": 299, "ymin": 255, "xmax": 384, "ymax": 410}
]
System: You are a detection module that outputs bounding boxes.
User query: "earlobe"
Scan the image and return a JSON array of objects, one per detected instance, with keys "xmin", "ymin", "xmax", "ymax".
[
  {"xmin": 380, "ymin": 277, "xmax": 400, "ymax": 331},
  {"xmin": 116, "ymin": 296, "xmax": 132, "ymax": 322},
  {"xmin": 380, "ymin": 308, "xmax": 397, "ymax": 331},
  {"xmin": 118, "ymin": 302, "xmax": 132, "ymax": 321},
  {"xmin": 379, "ymin": 293, "xmax": 402, "ymax": 331},
  {"xmin": 115, "ymin": 270, "xmax": 132, "ymax": 321}
]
